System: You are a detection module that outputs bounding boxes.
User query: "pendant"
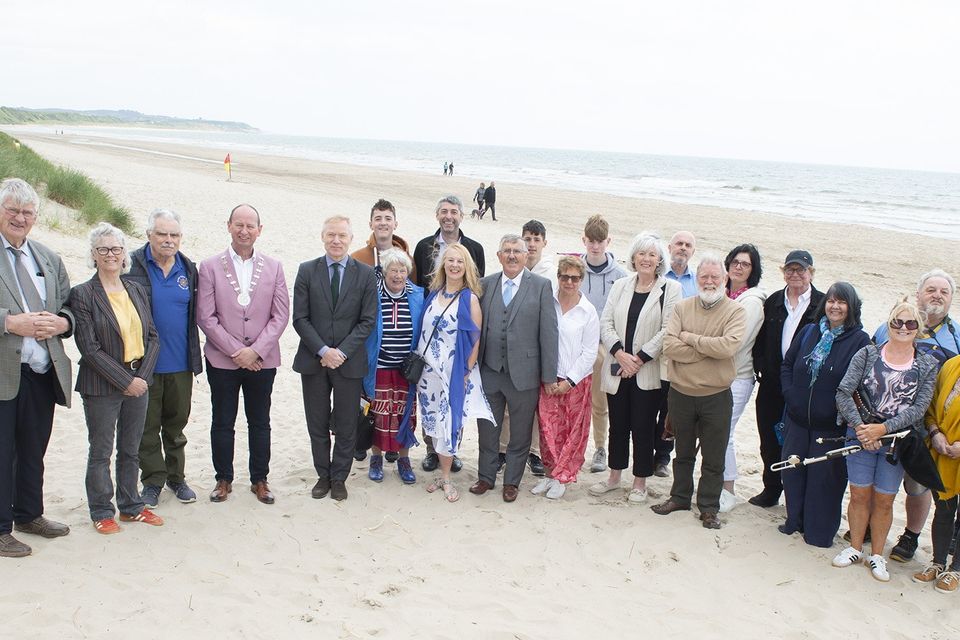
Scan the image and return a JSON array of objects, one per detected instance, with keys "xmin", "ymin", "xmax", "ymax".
[{"xmin": 237, "ymin": 292, "xmax": 251, "ymax": 306}]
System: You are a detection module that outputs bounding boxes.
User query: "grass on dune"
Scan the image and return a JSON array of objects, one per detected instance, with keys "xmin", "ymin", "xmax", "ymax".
[{"xmin": 0, "ymin": 131, "xmax": 132, "ymax": 232}]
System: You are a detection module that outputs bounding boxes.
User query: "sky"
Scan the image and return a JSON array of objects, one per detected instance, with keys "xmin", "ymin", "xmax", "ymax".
[{"xmin": 3, "ymin": 0, "xmax": 959, "ymax": 173}]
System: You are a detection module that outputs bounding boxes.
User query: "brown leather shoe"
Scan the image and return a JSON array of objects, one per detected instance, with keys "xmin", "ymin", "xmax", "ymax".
[
  {"xmin": 330, "ymin": 480, "xmax": 348, "ymax": 501},
  {"xmin": 209, "ymin": 480, "xmax": 232, "ymax": 503},
  {"xmin": 700, "ymin": 512, "xmax": 722, "ymax": 529},
  {"xmin": 0, "ymin": 533, "xmax": 31, "ymax": 558},
  {"xmin": 650, "ymin": 499, "xmax": 690, "ymax": 515},
  {"xmin": 251, "ymin": 480, "xmax": 275, "ymax": 504},
  {"xmin": 469, "ymin": 480, "xmax": 494, "ymax": 496},
  {"xmin": 502, "ymin": 484, "xmax": 519, "ymax": 503},
  {"xmin": 312, "ymin": 477, "xmax": 331, "ymax": 499},
  {"xmin": 15, "ymin": 516, "xmax": 70, "ymax": 538}
]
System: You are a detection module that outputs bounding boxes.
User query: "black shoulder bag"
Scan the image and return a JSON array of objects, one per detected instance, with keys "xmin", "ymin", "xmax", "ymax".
[{"xmin": 401, "ymin": 289, "xmax": 464, "ymax": 384}]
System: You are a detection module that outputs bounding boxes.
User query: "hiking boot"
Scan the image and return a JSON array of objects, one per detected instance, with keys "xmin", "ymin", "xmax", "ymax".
[
  {"xmin": 590, "ymin": 448, "xmax": 607, "ymax": 473},
  {"xmin": 890, "ymin": 533, "xmax": 919, "ymax": 563}
]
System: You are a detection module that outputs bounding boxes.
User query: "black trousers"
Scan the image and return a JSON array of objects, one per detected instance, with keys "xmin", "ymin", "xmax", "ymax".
[
  {"xmin": 606, "ymin": 383, "xmax": 662, "ymax": 477},
  {"xmin": 932, "ymin": 495, "xmax": 960, "ymax": 570},
  {"xmin": 301, "ymin": 368, "xmax": 363, "ymax": 483},
  {"xmin": 206, "ymin": 362, "xmax": 276, "ymax": 483},
  {"xmin": 754, "ymin": 381, "xmax": 784, "ymax": 496},
  {"xmin": 0, "ymin": 365, "xmax": 57, "ymax": 534},
  {"xmin": 653, "ymin": 380, "xmax": 674, "ymax": 465}
]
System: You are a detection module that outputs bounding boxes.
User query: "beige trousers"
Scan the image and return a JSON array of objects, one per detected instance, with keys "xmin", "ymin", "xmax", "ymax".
[{"xmin": 591, "ymin": 345, "xmax": 609, "ymax": 450}]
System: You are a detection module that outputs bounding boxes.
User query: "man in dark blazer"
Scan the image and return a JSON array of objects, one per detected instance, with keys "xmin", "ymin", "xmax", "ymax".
[
  {"xmin": 470, "ymin": 234, "xmax": 559, "ymax": 503},
  {"xmin": 293, "ymin": 215, "xmax": 378, "ymax": 502},
  {"xmin": 412, "ymin": 195, "xmax": 485, "ymax": 473},
  {"xmin": 751, "ymin": 250, "xmax": 823, "ymax": 508},
  {"xmin": 0, "ymin": 178, "xmax": 74, "ymax": 558}
]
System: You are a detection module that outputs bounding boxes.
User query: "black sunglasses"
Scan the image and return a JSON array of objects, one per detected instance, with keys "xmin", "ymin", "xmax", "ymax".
[{"xmin": 889, "ymin": 319, "xmax": 919, "ymax": 330}]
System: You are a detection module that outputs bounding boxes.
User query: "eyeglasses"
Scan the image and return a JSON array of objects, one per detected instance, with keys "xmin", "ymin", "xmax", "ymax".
[
  {"xmin": 782, "ymin": 266, "xmax": 807, "ymax": 275},
  {"xmin": 889, "ymin": 319, "xmax": 920, "ymax": 331},
  {"xmin": 500, "ymin": 248, "xmax": 526, "ymax": 255},
  {"xmin": 730, "ymin": 260, "xmax": 752, "ymax": 269},
  {"xmin": 3, "ymin": 205, "xmax": 37, "ymax": 220},
  {"xmin": 558, "ymin": 274, "xmax": 582, "ymax": 283},
  {"xmin": 151, "ymin": 231, "xmax": 181, "ymax": 240},
  {"xmin": 94, "ymin": 246, "xmax": 124, "ymax": 256}
]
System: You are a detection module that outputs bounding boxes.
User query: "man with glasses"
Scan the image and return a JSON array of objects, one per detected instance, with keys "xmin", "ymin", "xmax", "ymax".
[
  {"xmin": 872, "ymin": 269, "xmax": 959, "ymax": 562},
  {"xmin": 471, "ymin": 235, "xmax": 558, "ymax": 502},
  {"xmin": 750, "ymin": 250, "xmax": 824, "ymax": 508},
  {"xmin": 0, "ymin": 178, "xmax": 74, "ymax": 557},
  {"xmin": 412, "ymin": 196, "xmax": 485, "ymax": 472},
  {"xmin": 124, "ymin": 209, "xmax": 202, "ymax": 508}
]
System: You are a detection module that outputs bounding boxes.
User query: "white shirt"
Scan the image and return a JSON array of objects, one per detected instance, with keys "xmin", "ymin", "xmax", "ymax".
[
  {"xmin": 2, "ymin": 235, "xmax": 50, "ymax": 372},
  {"xmin": 229, "ymin": 246, "xmax": 256, "ymax": 295},
  {"xmin": 781, "ymin": 286, "xmax": 812, "ymax": 357},
  {"xmin": 531, "ymin": 257, "xmax": 557, "ymax": 287},
  {"xmin": 556, "ymin": 292, "xmax": 600, "ymax": 384}
]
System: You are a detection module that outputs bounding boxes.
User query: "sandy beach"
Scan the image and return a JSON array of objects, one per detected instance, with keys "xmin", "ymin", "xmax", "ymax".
[{"xmin": 4, "ymin": 129, "xmax": 959, "ymax": 639}]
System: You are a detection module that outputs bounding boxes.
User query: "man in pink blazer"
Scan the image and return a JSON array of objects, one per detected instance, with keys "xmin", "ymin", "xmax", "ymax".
[{"xmin": 197, "ymin": 204, "xmax": 289, "ymax": 505}]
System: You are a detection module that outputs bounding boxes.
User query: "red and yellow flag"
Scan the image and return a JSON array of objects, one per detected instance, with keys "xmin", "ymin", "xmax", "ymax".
[{"xmin": 224, "ymin": 153, "xmax": 232, "ymax": 180}]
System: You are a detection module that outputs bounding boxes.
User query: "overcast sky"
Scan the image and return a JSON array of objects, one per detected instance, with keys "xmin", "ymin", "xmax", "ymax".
[{"xmin": 3, "ymin": 1, "xmax": 958, "ymax": 172}]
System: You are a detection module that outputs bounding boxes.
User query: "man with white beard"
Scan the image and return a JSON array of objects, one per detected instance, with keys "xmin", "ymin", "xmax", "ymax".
[
  {"xmin": 871, "ymin": 268, "xmax": 959, "ymax": 562},
  {"xmin": 651, "ymin": 255, "xmax": 745, "ymax": 529}
]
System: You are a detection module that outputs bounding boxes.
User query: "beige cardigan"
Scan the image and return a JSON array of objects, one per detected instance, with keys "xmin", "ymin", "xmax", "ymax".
[{"xmin": 599, "ymin": 275, "xmax": 682, "ymax": 393}]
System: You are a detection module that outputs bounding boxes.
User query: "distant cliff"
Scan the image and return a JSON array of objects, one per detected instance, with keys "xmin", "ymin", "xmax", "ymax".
[{"xmin": 0, "ymin": 106, "xmax": 258, "ymax": 132}]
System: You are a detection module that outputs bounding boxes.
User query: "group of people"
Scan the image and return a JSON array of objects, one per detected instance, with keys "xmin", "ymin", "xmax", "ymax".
[
  {"xmin": 442, "ymin": 162, "xmax": 455, "ymax": 176},
  {"xmin": 1, "ymin": 177, "xmax": 958, "ymax": 595},
  {"xmin": 472, "ymin": 182, "xmax": 497, "ymax": 221}
]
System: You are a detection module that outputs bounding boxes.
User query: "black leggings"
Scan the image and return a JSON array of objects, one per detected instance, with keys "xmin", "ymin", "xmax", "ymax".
[{"xmin": 932, "ymin": 495, "xmax": 960, "ymax": 569}]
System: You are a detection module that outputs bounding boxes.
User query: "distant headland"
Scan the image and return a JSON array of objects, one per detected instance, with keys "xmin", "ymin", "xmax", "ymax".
[{"xmin": 0, "ymin": 106, "xmax": 257, "ymax": 132}]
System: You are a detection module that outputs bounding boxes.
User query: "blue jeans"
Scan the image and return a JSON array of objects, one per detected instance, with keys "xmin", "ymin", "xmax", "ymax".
[
  {"xmin": 845, "ymin": 427, "xmax": 905, "ymax": 495},
  {"xmin": 83, "ymin": 391, "xmax": 148, "ymax": 521}
]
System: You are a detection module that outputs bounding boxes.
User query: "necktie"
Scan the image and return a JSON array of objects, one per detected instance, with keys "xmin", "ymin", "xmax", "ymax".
[
  {"xmin": 7, "ymin": 247, "xmax": 44, "ymax": 312},
  {"xmin": 502, "ymin": 279, "xmax": 515, "ymax": 306},
  {"xmin": 331, "ymin": 262, "xmax": 341, "ymax": 307}
]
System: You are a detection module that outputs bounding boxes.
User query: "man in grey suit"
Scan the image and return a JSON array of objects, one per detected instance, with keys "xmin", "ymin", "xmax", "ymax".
[
  {"xmin": 0, "ymin": 178, "xmax": 74, "ymax": 558},
  {"xmin": 470, "ymin": 234, "xmax": 559, "ymax": 503},
  {"xmin": 293, "ymin": 215, "xmax": 378, "ymax": 502}
]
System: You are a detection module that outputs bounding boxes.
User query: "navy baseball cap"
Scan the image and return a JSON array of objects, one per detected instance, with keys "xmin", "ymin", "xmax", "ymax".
[{"xmin": 783, "ymin": 250, "xmax": 813, "ymax": 269}]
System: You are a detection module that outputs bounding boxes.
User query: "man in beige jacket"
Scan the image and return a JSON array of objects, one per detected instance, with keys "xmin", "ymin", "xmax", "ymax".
[{"xmin": 651, "ymin": 254, "xmax": 745, "ymax": 529}]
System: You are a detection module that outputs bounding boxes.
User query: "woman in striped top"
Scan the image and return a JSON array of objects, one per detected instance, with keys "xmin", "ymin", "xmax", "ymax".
[{"xmin": 363, "ymin": 249, "xmax": 425, "ymax": 484}]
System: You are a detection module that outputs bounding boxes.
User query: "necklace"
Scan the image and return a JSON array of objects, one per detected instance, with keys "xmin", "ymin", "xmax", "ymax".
[{"xmin": 441, "ymin": 288, "xmax": 458, "ymax": 298}]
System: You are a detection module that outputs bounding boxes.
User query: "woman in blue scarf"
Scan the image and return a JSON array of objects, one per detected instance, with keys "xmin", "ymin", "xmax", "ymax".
[{"xmin": 778, "ymin": 282, "xmax": 870, "ymax": 547}]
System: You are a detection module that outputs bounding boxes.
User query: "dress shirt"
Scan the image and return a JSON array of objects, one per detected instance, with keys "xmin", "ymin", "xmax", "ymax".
[
  {"xmin": 555, "ymin": 293, "xmax": 600, "ymax": 384},
  {"xmin": 229, "ymin": 245, "xmax": 256, "ymax": 295},
  {"xmin": 781, "ymin": 286, "xmax": 812, "ymax": 357},
  {"xmin": 2, "ymin": 234, "xmax": 50, "ymax": 372}
]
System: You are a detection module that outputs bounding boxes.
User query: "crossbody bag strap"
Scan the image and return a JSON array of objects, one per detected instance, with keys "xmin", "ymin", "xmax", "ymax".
[{"xmin": 418, "ymin": 289, "xmax": 464, "ymax": 356}]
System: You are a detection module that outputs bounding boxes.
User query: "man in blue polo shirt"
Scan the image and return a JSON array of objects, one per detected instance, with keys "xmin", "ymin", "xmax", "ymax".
[
  {"xmin": 872, "ymin": 268, "xmax": 959, "ymax": 563},
  {"xmin": 665, "ymin": 231, "xmax": 697, "ymax": 299},
  {"xmin": 124, "ymin": 209, "xmax": 202, "ymax": 507}
]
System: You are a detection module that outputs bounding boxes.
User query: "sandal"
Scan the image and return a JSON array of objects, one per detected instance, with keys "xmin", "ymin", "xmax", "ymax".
[
  {"xmin": 441, "ymin": 480, "xmax": 460, "ymax": 503},
  {"xmin": 426, "ymin": 476, "xmax": 443, "ymax": 493},
  {"xmin": 94, "ymin": 518, "xmax": 121, "ymax": 535}
]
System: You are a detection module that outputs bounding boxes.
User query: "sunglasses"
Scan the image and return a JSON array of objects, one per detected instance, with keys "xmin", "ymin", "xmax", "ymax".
[
  {"xmin": 889, "ymin": 319, "xmax": 919, "ymax": 330},
  {"xmin": 558, "ymin": 274, "xmax": 582, "ymax": 283}
]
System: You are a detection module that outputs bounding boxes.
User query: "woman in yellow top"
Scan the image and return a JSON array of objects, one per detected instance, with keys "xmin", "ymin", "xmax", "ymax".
[
  {"xmin": 69, "ymin": 223, "xmax": 160, "ymax": 534},
  {"xmin": 915, "ymin": 354, "xmax": 960, "ymax": 593}
]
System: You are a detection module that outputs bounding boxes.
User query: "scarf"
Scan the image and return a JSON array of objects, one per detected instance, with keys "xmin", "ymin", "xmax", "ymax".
[{"xmin": 803, "ymin": 317, "xmax": 844, "ymax": 386}]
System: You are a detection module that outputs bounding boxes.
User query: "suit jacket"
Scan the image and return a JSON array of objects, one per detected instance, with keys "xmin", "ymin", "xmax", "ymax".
[
  {"xmin": 0, "ymin": 237, "xmax": 74, "ymax": 406},
  {"xmin": 478, "ymin": 269, "xmax": 559, "ymax": 391},
  {"xmin": 123, "ymin": 244, "xmax": 202, "ymax": 375},
  {"xmin": 292, "ymin": 255, "xmax": 378, "ymax": 379},
  {"xmin": 196, "ymin": 249, "xmax": 289, "ymax": 369},
  {"xmin": 752, "ymin": 285, "xmax": 824, "ymax": 396},
  {"xmin": 70, "ymin": 275, "xmax": 160, "ymax": 396}
]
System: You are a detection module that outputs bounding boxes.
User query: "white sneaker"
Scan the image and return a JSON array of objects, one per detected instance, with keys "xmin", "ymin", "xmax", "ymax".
[
  {"xmin": 590, "ymin": 448, "xmax": 607, "ymax": 473},
  {"xmin": 832, "ymin": 546, "xmax": 863, "ymax": 568},
  {"xmin": 867, "ymin": 554, "xmax": 890, "ymax": 582},
  {"xmin": 530, "ymin": 478, "xmax": 553, "ymax": 495},
  {"xmin": 627, "ymin": 488, "xmax": 647, "ymax": 504},
  {"xmin": 719, "ymin": 489, "xmax": 737, "ymax": 513},
  {"xmin": 546, "ymin": 481, "xmax": 566, "ymax": 500},
  {"xmin": 588, "ymin": 479, "xmax": 622, "ymax": 496}
]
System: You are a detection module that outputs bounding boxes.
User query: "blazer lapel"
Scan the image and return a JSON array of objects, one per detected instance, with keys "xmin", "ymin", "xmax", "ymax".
[
  {"xmin": 338, "ymin": 258, "xmax": 357, "ymax": 308},
  {"xmin": 316, "ymin": 257, "xmax": 333, "ymax": 310},
  {"xmin": 91, "ymin": 276, "xmax": 122, "ymax": 337},
  {"xmin": 0, "ymin": 245, "xmax": 24, "ymax": 311}
]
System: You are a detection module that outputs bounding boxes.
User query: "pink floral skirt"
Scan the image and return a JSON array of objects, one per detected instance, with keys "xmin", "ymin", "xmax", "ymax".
[{"xmin": 537, "ymin": 376, "xmax": 592, "ymax": 484}]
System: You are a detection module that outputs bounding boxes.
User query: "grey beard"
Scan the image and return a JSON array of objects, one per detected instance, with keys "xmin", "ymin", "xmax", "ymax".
[
  {"xmin": 698, "ymin": 289, "xmax": 724, "ymax": 307},
  {"xmin": 922, "ymin": 302, "xmax": 946, "ymax": 319}
]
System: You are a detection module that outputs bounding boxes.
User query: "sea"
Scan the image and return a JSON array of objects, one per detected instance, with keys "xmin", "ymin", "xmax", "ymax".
[{"xmin": 9, "ymin": 125, "xmax": 960, "ymax": 240}]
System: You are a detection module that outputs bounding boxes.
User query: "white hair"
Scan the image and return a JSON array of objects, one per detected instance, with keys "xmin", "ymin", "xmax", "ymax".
[
  {"xmin": 87, "ymin": 222, "xmax": 130, "ymax": 274},
  {"xmin": 626, "ymin": 231, "xmax": 667, "ymax": 276},
  {"xmin": 145, "ymin": 208, "xmax": 182, "ymax": 235}
]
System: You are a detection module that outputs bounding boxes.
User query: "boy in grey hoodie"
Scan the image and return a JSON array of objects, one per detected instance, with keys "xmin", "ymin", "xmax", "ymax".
[{"xmin": 580, "ymin": 215, "xmax": 628, "ymax": 472}]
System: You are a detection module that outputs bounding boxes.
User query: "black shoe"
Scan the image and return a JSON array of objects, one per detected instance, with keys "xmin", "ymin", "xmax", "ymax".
[
  {"xmin": 385, "ymin": 451, "xmax": 399, "ymax": 463},
  {"xmin": 497, "ymin": 452, "xmax": 506, "ymax": 473},
  {"xmin": 451, "ymin": 456, "xmax": 463, "ymax": 473},
  {"xmin": 842, "ymin": 527, "xmax": 872, "ymax": 544},
  {"xmin": 354, "ymin": 449, "xmax": 367, "ymax": 462},
  {"xmin": 778, "ymin": 523, "xmax": 802, "ymax": 535},
  {"xmin": 421, "ymin": 452, "xmax": 439, "ymax": 472},
  {"xmin": 890, "ymin": 532, "xmax": 919, "ymax": 563},
  {"xmin": 748, "ymin": 490, "xmax": 781, "ymax": 508},
  {"xmin": 528, "ymin": 454, "xmax": 545, "ymax": 477}
]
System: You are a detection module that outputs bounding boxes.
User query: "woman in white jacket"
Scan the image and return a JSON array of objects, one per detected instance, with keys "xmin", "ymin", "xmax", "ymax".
[
  {"xmin": 720, "ymin": 244, "xmax": 766, "ymax": 512},
  {"xmin": 589, "ymin": 233, "xmax": 682, "ymax": 503}
]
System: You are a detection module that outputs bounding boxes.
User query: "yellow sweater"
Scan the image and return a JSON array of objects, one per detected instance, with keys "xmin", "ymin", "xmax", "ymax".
[
  {"xmin": 925, "ymin": 355, "xmax": 960, "ymax": 500},
  {"xmin": 662, "ymin": 296, "xmax": 746, "ymax": 397}
]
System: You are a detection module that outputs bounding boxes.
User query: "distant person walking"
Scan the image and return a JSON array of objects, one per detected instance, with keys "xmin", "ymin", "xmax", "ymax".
[
  {"xmin": 482, "ymin": 182, "xmax": 497, "ymax": 221},
  {"xmin": 443, "ymin": 162, "xmax": 449, "ymax": 176},
  {"xmin": 473, "ymin": 183, "xmax": 486, "ymax": 218},
  {"xmin": 448, "ymin": 162, "xmax": 454, "ymax": 176}
]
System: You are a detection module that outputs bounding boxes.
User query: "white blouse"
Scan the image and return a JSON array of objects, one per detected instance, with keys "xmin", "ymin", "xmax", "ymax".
[{"xmin": 555, "ymin": 292, "xmax": 600, "ymax": 384}]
